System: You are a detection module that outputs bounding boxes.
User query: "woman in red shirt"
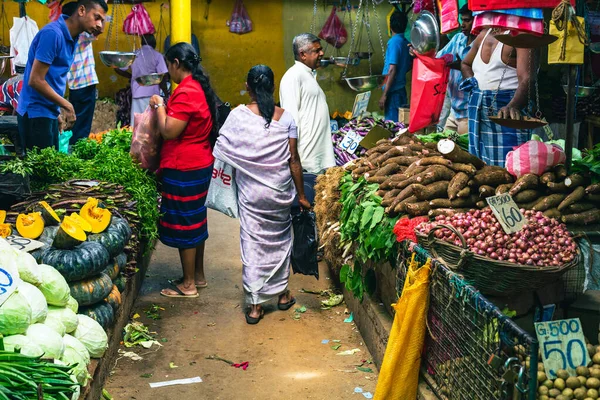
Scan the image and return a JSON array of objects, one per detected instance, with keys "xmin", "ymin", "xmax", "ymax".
[{"xmin": 149, "ymin": 42, "xmax": 219, "ymax": 298}]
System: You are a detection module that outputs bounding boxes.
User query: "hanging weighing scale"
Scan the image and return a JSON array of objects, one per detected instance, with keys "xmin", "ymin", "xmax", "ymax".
[
  {"xmin": 135, "ymin": 3, "xmax": 167, "ymax": 87},
  {"xmin": 99, "ymin": 1, "xmax": 136, "ymax": 69},
  {"xmin": 342, "ymin": 0, "xmax": 386, "ymax": 92}
]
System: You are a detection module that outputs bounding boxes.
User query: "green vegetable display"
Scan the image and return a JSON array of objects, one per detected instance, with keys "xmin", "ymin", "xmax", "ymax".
[
  {"xmin": 73, "ymin": 314, "xmax": 108, "ymax": 358},
  {"xmin": 25, "ymin": 323, "xmax": 65, "ymax": 360},
  {"xmin": 0, "ymin": 291, "xmax": 32, "ymax": 335},
  {"xmin": 17, "ymin": 282, "xmax": 48, "ymax": 324},
  {"xmin": 37, "ymin": 264, "xmax": 71, "ymax": 307}
]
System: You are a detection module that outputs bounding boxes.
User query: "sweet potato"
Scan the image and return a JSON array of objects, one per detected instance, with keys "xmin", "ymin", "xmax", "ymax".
[
  {"xmin": 565, "ymin": 202, "xmax": 596, "ymax": 214},
  {"xmin": 472, "ymin": 170, "xmax": 514, "ymax": 188},
  {"xmin": 532, "ymin": 194, "xmax": 566, "ymax": 211},
  {"xmin": 543, "ymin": 208, "xmax": 561, "ymax": 219},
  {"xmin": 554, "ymin": 165, "xmax": 568, "ymax": 179},
  {"xmin": 380, "ymin": 174, "xmax": 408, "ymax": 190},
  {"xmin": 561, "ymin": 209, "xmax": 600, "ymax": 225},
  {"xmin": 381, "ymin": 189, "xmax": 402, "ymax": 207},
  {"xmin": 428, "ymin": 208, "xmax": 470, "ymax": 218},
  {"xmin": 585, "ymin": 183, "xmax": 600, "ymax": 194},
  {"xmin": 478, "ymin": 185, "xmax": 495, "ymax": 199},
  {"xmin": 564, "ymin": 174, "xmax": 586, "ymax": 189},
  {"xmin": 546, "ymin": 180, "xmax": 569, "ymax": 193},
  {"xmin": 413, "ymin": 181, "xmax": 450, "ymax": 201},
  {"xmin": 512, "ymin": 189, "xmax": 540, "ymax": 204},
  {"xmin": 495, "ymin": 184, "xmax": 513, "ymax": 195},
  {"xmin": 437, "ymin": 139, "xmax": 485, "ymax": 169},
  {"xmin": 374, "ymin": 164, "xmax": 401, "ymax": 177},
  {"xmin": 417, "ymin": 156, "xmax": 453, "ymax": 167},
  {"xmin": 540, "ymin": 171, "xmax": 556, "ymax": 185},
  {"xmin": 405, "ymin": 201, "xmax": 431, "ymax": 217},
  {"xmin": 448, "ymin": 172, "xmax": 470, "ymax": 200},
  {"xmin": 557, "ymin": 186, "xmax": 586, "ymax": 211},
  {"xmin": 509, "ymin": 173, "xmax": 539, "ymax": 196},
  {"xmin": 366, "ymin": 175, "xmax": 388, "ymax": 184},
  {"xmin": 449, "ymin": 163, "xmax": 477, "ymax": 176},
  {"xmin": 456, "ymin": 187, "xmax": 471, "ymax": 198},
  {"xmin": 382, "ymin": 156, "xmax": 419, "ymax": 167}
]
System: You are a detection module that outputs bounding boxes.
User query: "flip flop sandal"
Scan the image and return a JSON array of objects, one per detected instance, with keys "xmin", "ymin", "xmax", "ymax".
[
  {"xmin": 277, "ymin": 296, "xmax": 296, "ymax": 311},
  {"xmin": 245, "ymin": 309, "xmax": 264, "ymax": 325},
  {"xmin": 160, "ymin": 285, "xmax": 199, "ymax": 298},
  {"xmin": 168, "ymin": 278, "xmax": 208, "ymax": 289}
]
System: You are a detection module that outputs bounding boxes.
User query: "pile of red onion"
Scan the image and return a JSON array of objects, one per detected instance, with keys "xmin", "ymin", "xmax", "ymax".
[{"xmin": 415, "ymin": 209, "xmax": 578, "ymax": 267}]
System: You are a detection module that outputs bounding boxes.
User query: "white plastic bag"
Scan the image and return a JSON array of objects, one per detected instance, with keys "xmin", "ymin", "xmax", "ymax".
[
  {"xmin": 10, "ymin": 17, "xmax": 38, "ymax": 73},
  {"xmin": 206, "ymin": 158, "xmax": 239, "ymax": 218}
]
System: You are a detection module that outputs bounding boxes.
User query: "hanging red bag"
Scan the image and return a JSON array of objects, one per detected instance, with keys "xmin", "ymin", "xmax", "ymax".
[
  {"xmin": 227, "ymin": 0, "xmax": 252, "ymax": 35},
  {"xmin": 468, "ymin": 0, "xmax": 574, "ymax": 11},
  {"xmin": 123, "ymin": 4, "xmax": 155, "ymax": 36},
  {"xmin": 318, "ymin": 7, "xmax": 347, "ymax": 48},
  {"xmin": 408, "ymin": 53, "xmax": 451, "ymax": 133},
  {"xmin": 130, "ymin": 107, "xmax": 162, "ymax": 172}
]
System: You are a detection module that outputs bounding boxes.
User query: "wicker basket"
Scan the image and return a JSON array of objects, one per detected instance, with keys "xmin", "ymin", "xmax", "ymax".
[{"xmin": 415, "ymin": 224, "xmax": 579, "ymax": 296}]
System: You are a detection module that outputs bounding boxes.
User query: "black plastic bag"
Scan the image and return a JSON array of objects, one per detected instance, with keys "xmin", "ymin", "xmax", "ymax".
[
  {"xmin": 0, "ymin": 171, "xmax": 30, "ymax": 209},
  {"xmin": 291, "ymin": 211, "xmax": 319, "ymax": 280}
]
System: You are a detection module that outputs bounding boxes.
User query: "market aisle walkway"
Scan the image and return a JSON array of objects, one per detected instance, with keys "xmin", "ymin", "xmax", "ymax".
[{"xmin": 105, "ymin": 210, "xmax": 378, "ymax": 399}]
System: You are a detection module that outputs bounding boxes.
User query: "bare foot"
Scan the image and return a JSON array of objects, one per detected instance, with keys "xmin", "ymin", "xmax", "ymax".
[{"xmin": 248, "ymin": 304, "xmax": 263, "ymax": 319}]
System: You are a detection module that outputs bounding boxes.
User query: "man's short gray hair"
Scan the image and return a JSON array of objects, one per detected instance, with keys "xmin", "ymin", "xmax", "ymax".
[{"xmin": 293, "ymin": 33, "xmax": 321, "ymax": 60}]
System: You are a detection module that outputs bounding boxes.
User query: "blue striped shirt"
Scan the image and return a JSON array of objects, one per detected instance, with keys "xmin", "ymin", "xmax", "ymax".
[{"xmin": 436, "ymin": 33, "xmax": 471, "ymax": 120}]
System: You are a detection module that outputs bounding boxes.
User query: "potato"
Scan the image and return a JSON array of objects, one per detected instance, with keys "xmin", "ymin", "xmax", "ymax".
[
  {"xmin": 555, "ymin": 378, "xmax": 567, "ymax": 391},
  {"xmin": 574, "ymin": 387, "xmax": 587, "ymax": 400},
  {"xmin": 567, "ymin": 376, "xmax": 582, "ymax": 389},
  {"xmin": 588, "ymin": 377, "xmax": 600, "ymax": 389},
  {"xmin": 588, "ymin": 344, "xmax": 596, "ymax": 357},
  {"xmin": 543, "ymin": 379, "xmax": 555, "ymax": 389},
  {"xmin": 556, "ymin": 395, "xmax": 569, "ymax": 400},
  {"xmin": 563, "ymin": 388, "xmax": 574, "ymax": 398},
  {"xmin": 550, "ymin": 388, "xmax": 563, "ymax": 397},
  {"xmin": 539, "ymin": 371, "xmax": 549, "ymax": 382},
  {"xmin": 579, "ymin": 376, "xmax": 589, "ymax": 386},
  {"xmin": 558, "ymin": 370, "xmax": 571, "ymax": 380},
  {"xmin": 591, "ymin": 369, "xmax": 600, "ymax": 379},
  {"xmin": 594, "ymin": 353, "xmax": 600, "ymax": 365},
  {"xmin": 587, "ymin": 388, "xmax": 599, "ymax": 399},
  {"xmin": 578, "ymin": 367, "xmax": 591, "ymax": 377},
  {"xmin": 540, "ymin": 386, "xmax": 550, "ymax": 395},
  {"xmin": 539, "ymin": 396, "xmax": 549, "ymax": 400},
  {"xmin": 540, "ymin": 362, "xmax": 547, "ymax": 371}
]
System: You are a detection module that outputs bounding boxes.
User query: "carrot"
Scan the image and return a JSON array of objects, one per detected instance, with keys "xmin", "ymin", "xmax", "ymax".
[
  {"xmin": 557, "ymin": 186, "xmax": 586, "ymax": 211},
  {"xmin": 478, "ymin": 185, "xmax": 495, "ymax": 199},
  {"xmin": 382, "ymin": 156, "xmax": 419, "ymax": 167},
  {"xmin": 561, "ymin": 209, "xmax": 600, "ymax": 225},
  {"xmin": 374, "ymin": 164, "xmax": 401, "ymax": 177},
  {"xmin": 413, "ymin": 181, "xmax": 450, "ymax": 201},
  {"xmin": 417, "ymin": 156, "xmax": 453, "ymax": 167},
  {"xmin": 564, "ymin": 174, "xmax": 586, "ymax": 189},
  {"xmin": 449, "ymin": 163, "xmax": 477, "ymax": 176},
  {"xmin": 437, "ymin": 139, "xmax": 485, "ymax": 169},
  {"xmin": 585, "ymin": 183, "xmax": 600, "ymax": 194},
  {"xmin": 512, "ymin": 189, "xmax": 540, "ymax": 204},
  {"xmin": 495, "ymin": 183, "xmax": 513, "ymax": 195},
  {"xmin": 540, "ymin": 171, "xmax": 556, "ymax": 185},
  {"xmin": 447, "ymin": 172, "xmax": 470, "ymax": 200},
  {"xmin": 554, "ymin": 165, "xmax": 568, "ymax": 179},
  {"xmin": 543, "ymin": 208, "xmax": 561, "ymax": 219},
  {"xmin": 532, "ymin": 194, "xmax": 566, "ymax": 211},
  {"xmin": 405, "ymin": 201, "xmax": 431, "ymax": 217},
  {"xmin": 509, "ymin": 174, "xmax": 539, "ymax": 196},
  {"xmin": 456, "ymin": 187, "xmax": 471, "ymax": 198}
]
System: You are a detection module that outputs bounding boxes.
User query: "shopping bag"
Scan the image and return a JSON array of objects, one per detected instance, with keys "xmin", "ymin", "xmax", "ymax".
[
  {"xmin": 438, "ymin": 0, "xmax": 459, "ymax": 34},
  {"xmin": 408, "ymin": 53, "xmax": 450, "ymax": 133},
  {"xmin": 505, "ymin": 140, "xmax": 566, "ymax": 178},
  {"xmin": 9, "ymin": 17, "xmax": 38, "ymax": 72},
  {"xmin": 47, "ymin": 0, "xmax": 62, "ymax": 22},
  {"xmin": 227, "ymin": 0, "xmax": 252, "ymax": 35},
  {"xmin": 130, "ymin": 107, "xmax": 161, "ymax": 172},
  {"xmin": 58, "ymin": 130, "xmax": 72, "ymax": 154},
  {"xmin": 291, "ymin": 211, "xmax": 319, "ymax": 280},
  {"xmin": 206, "ymin": 158, "xmax": 239, "ymax": 218},
  {"xmin": 548, "ymin": 17, "xmax": 585, "ymax": 65},
  {"xmin": 318, "ymin": 7, "xmax": 348, "ymax": 48},
  {"xmin": 123, "ymin": 4, "xmax": 155, "ymax": 36},
  {"xmin": 374, "ymin": 254, "xmax": 432, "ymax": 400},
  {"xmin": 468, "ymin": 0, "xmax": 574, "ymax": 11}
]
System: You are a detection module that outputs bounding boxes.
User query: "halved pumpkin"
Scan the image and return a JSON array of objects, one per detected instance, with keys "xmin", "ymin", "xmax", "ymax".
[
  {"xmin": 52, "ymin": 216, "xmax": 87, "ymax": 250},
  {"xmin": 33, "ymin": 201, "xmax": 61, "ymax": 226},
  {"xmin": 70, "ymin": 213, "xmax": 92, "ymax": 233},
  {"xmin": 0, "ymin": 210, "xmax": 6, "ymax": 224},
  {"xmin": 80, "ymin": 198, "xmax": 112, "ymax": 234},
  {"xmin": 16, "ymin": 212, "xmax": 45, "ymax": 239},
  {"xmin": 0, "ymin": 223, "xmax": 12, "ymax": 238}
]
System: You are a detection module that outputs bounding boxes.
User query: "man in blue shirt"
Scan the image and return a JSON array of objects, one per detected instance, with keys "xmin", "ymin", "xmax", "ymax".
[
  {"xmin": 17, "ymin": 0, "xmax": 107, "ymax": 152},
  {"xmin": 379, "ymin": 11, "xmax": 412, "ymax": 122},
  {"xmin": 437, "ymin": 5, "xmax": 475, "ymax": 134}
]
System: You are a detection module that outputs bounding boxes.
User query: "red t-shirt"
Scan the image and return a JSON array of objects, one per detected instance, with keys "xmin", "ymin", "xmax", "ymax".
[{"xmin": 160, "ymin": 75, "xmax": 214, "ymax": 171}]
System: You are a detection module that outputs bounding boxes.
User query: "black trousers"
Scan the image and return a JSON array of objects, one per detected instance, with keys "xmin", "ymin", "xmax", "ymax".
[
  {"xmin": 17, "ymin": 112, "xmax": 59, "ymax": 153},
  {"xmin": 69, "ymin": 84, "xmax": 97, "ymax": 144}
]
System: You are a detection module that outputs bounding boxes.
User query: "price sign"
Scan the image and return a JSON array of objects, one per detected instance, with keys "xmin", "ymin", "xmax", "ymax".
[
  {"xmin": 535, "ymin": 318, "xmax": 590, "ymax": 379},
  {"xmin": 0, "ymin": 264, "xmax": 20, "ymax": 307},
  {"xmin": 4, "ymin": 235, "xmax": 44, "ymax": 253},
  {"xmin": 340, "ymin": 131, "xmax": 362, "ymax": 155},
  {"xmin": 351, "ymin": 91, "xmax": 372, "ymax": 119},
  {"xmin": 485, "ymin": 194, "xmax": 527, "ymax": 234}
]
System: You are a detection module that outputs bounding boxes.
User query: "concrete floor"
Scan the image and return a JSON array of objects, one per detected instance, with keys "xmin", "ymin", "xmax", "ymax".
[{"xmin": 104, "ymin": 210, "xmax": 378, "ymax": 400}]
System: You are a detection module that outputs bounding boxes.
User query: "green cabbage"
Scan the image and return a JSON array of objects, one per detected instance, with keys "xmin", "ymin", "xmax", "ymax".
[
  {"xmin": 0, "ymin": 291, "xmax": 32, "ymax": 335},
  {"xmin": 60, "ymin": 346, "xmax": 90, "ymax": 386},
  {"xmin": 44, "ymin": 316, "xmax": 66, "ymax": 336},
  {"xmin": 63, "ymin": 334, "xmax": 90, "ymax": 365},
  {"xmin": 2, "ymin": 334, "xmax": 44, "ymax": 357},
  {"xmin": 0, "ymin": 238, "xmax": 19, "ymax": 276},
  {"xmin": 26, "ymin": 323, "xmax": 65, "ymax": 359},
  {"xmin": 37, "ymin": 264, "xmax": 70, "ymax": 307},
  {"xmin": 66, "ymin": 296, "xmax": 79, "ymax": 313},
  {"xmin": 16, "ymin": 250, "xmax": 42, "ymax": 286},
  {"xmin": 73, "ymin": 315, "xmax": 107, "ymax": 358},
  {"xmin": 48, "ymin": 306, "xmax": 78, "ymax": 334},
  {"xmin": 18, "ymin": 282, "xmax": 48, "ymax": 323}
]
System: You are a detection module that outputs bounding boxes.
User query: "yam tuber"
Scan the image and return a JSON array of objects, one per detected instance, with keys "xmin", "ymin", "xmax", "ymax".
[
  {"xmin": 512, "ymin": 189, "xmax": 540, "ymax": 204},
  {"xmin": 404, "ymin": 163, "xmax": 427, "ymax": 177},
  {"xmin": 419, "ymin": 165, "xmax": 455, "ymax": 182},
  {"xmin": 540, "ymin": 171, "xmax": 556, "ymax": 185},
  {"xmin": 429, "ymin": 198, "xmax": 452, "ymax": 209},
  {"xmin": 405, "ymin": 201, "xmax": 431, "ymax": 217},
  {"xmin": 509, "ymin": 173, "xmax": 539, "ymax": 196},
  {"xmin": 437, "ymin": 139, "xmax": 485, "ymax": 169},
  {"xmin": 413, "ymin": 181, "xmax": 450, "ymax": 201},
  {"xmin": 374, "ymin": 164, "xmax": 401, "ymax": 177},
  {"xmin": 381, "ymin": 189, "xmax": 401, "ymax": 207},
  {"xmin": 380, "ymin": 174, "xmax": 408, "ymax": 190},
  {"xmin": 382, "ymin": 156, "xmax": 419, "ymax": 167},
  {"xmin": 448, "ymin": 172, "xmax": 470, "ymax": 200},
  {"xmin": 472, "ymin": 170, "xmax": 514, "ymax": 188},
  {"xmin": 585, "ymin": 183, "xmax": 600, "ymax": 194},
  {"xmin": 478, "ymin": 185, "xmax": 496, "ymax": 199},
  {"xmin": 456, "ymin": 187, "xmax": 471, "ymax": 198},
  {"xmin": 449, "ymin": 163, "xmax": 477, "ymax": 176},
  {"xmin": 476, "ymin": 200, "xmax": 487, "ymax": 209},
  {"xmin": 532, "ymin": 194, "xmax": 566, "ymax": 211},
  {"xmin": 428, "ymin": 208, "xmax": 470, "ymax": 218},
  {"xmin": 366, "ymin": 175, "xmax": 388, "ymax": 184},
  {"xmin": 564, "ymin": 174, "xmax": 586, "ymax": 188},
  {"xmin": 543, "ymin": 208, "xmax": 561, "ymax": 219},
  {"xmin": 554, "ymin": 165, "xmax": 568, "ymax": 179},
  {"xmin": 395, "ymin": 195, "xmax": 418, "ymax": 214},
  {"xmin": 417, "ymin": 156, "xmax": 453, "ymax": 167},
  {"xmin": 586, "ymin": 194, "xmax": 600, "ymax": 204},
  {"xmin": 557, "ymin": 186, "xmax": 586, "ymax": 211},
  {"xmin": 366, "ymin": 143, "xmax": 393, "ymax": 156},
  {"xmin": 561, "ymin": 209, "xmax": 600, "ymax": 225},
  {"xmin": 565, "ymin": 202, "xmax": 595, "ymax": 214},
  {"xmin": 495, "ymin": 183, "xmax": 513, "ymax": 195},
  {"xmin": 546, "ymin": 180, "xmax": 569, "ymax": 193}
]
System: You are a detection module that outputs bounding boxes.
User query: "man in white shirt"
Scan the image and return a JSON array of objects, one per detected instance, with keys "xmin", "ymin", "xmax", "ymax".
[{"xmin": 279, "ymin": 33, "xmax": 335, "ymax": 174}]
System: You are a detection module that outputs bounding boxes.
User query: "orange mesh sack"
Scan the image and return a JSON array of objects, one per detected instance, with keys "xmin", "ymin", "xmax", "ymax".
[{"xmin": 374, "ymin": 254, "xmax": 432, "ymax": 400}]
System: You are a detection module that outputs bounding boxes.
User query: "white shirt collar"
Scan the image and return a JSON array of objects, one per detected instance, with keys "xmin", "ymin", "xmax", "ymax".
[{"xmin": 294, "ymin": 60, "xmax": 317, "ymax": 77}]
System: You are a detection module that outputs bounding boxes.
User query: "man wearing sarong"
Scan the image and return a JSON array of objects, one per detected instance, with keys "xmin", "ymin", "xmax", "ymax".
[{"xmin": 460, "ymin": 28, "xmax": 533, "ymax": 167}]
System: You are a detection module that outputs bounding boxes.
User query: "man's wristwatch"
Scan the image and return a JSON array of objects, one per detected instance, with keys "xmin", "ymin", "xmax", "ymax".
[{"xmin": 154, "ymin": 103, "xmax": 164, "ymax": 109}]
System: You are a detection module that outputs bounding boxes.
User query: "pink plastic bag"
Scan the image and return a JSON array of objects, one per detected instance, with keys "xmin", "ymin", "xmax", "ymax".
[
  {"xmin": 319, "ymin": 7, "xmax": 348, "ymax": 48},
  {"xmin": 123, "ymin": 4, "xmax": 155, "ymax": 36},
  {"xmin": 130, "ymin": 107, "xmax": 162, "ymax": 172},
  {"xmin": 227, "ymin": 0, "xmax": 252, "ymax": 35},
  {"xmin": 438, "ymin": 0, "xmax": 459, "ymax": 34},
  {"xmin": 505, "ymin": 141, "xmax": 566, "ymax": 178},
  {"xmin": 408, "ymin": 53, "xmax": 451, "ymax": 133}
]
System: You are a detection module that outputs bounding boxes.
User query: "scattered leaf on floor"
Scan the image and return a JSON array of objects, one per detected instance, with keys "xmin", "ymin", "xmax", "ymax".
[
  {"xmin": 140, "ymin": 373, "xmax": 153, "ymax": 378},
  {"xmin": 132, "ymin": 313, "xmax": 140, "ymax": 319},
  {"xmin": 169, "ymin": 362, "xmax": 178, "ymax": 369},
  {"xmin": 337, "ymin": 348, "xmax": 361, "ymax": 356},
  {"xmin": 295, "ymin": 306, "xmax": 307, "ymax": 313},
  {"xmin": 207, "ymin": 322, "xmax": 216, "ymax": 327},
  {"xmin": 321, "ymin": 294, "xmax": 344, "ymax": 308},
  {"xmin": 161, "ymin": 338, "xmax": 168, "ymax": 343},
  {"xmin": 331, "ymin": 344, "xmax": 342, "ymax": 350},
  {"xmin": 357, "ymin": 367, "xmax": 373, "ymax": 373}
]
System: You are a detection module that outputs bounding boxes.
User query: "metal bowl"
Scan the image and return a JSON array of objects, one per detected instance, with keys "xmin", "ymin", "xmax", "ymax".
[
  {"xmin": 344, "ymin": 75, "xmax": 386, "ymax": 92},
  {"xmin": 562, "ymin": 84, "xmax": 596, "ymax": 98},
  {"xmin": 136, "ymin": 73, "xmax": 165, "ymax": 86},
  {"xmin": 333, "ymin": 57, "xmax": 360, "ymax": 67},
  {"xmin": 99, "ymin": 51, "xmax": 137, "ymax": 69},
  {"xmin": 0, "ymin": 55, "xmax": 13, "ymax": 76},
  {"xmin": 411, "ymin": 11, "xmax": 440, "ymax": 55},
  {"xmin": 319, "ymin": 58, "xmax": 333, "ymax": 68}
]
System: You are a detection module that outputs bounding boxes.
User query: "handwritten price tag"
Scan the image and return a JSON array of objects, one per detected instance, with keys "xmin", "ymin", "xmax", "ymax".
[
  {"xmin": 340, "ymin": 131, "xmax": 363, "ymax": 155},
  {"xmin": 4, "ymin": 235, "xmax": 44, "ymax": 253},
  {"xmin": 485, "ymin": 194, "xmax": 527, "ymax": 234},
  {"xmin": 535, "ymin": 318, "xmax": 590, "ymax": 379},
  {"xmin": 0, "ymin": 265, "xmax": 19, "ymax": 307}
]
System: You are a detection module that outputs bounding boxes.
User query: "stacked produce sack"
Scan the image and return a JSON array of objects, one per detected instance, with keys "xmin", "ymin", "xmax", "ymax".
[
  {"xmin": 0, "ymin": 237, "xmax": 109, "ymax": 393},
  {"xmin": 3, "ymin": 197, "xmax": 131, "ymax": 330}
]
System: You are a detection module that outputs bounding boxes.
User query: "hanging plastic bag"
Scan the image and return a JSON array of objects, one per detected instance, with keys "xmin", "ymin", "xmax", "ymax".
[
  {"xmin": 10, "ymin": 17, "xmax": 38, "ymax": 73},
  {"xmin": 123, "ymin": 4, "xmax": 155, "ymax": 36},
  {"xmin": 505, "ymin": 140, "xmax": 566, "ymax": 178},
  {"xmin": 47, "ymin": 0, "xmax": 62, "ymax": 22},
  {"xmin": 58, "ymin": 130, "xmax": 72, "ymax": 154},
  {"xmin": 206, "ymin": 159, "xmax": 239, "ymax": 218},
  {"xmin": 408, "ymin": 53, "xmax": 451, "ymax": 133},
  {"xmin": 548, "ymin": 17, "xmax": 585, "ymax": 65},
  {"xmin": 374, "ymin": 254, "xmax": 431, "ymax": 400},
  {"xmin": 318, "ymin": 7, "xmax": 347, "ymax": 48},
  {"xmin": 468, "ymin": 0, "xmax": 574, "ymax": 10},
  {"xmin": 227, "ymin": 0, "xmax": 252, "ymax": 35},
  {"xmin": 438, "ymin": 0, "xmax": 459, "ymax": 34},
  {"xmin": 291, "ymin": 211, "xmax": 319, "ymax": 280},
  {"xmin": 130, "ymin": 107, "xmax": 161, "ymax": 172}
]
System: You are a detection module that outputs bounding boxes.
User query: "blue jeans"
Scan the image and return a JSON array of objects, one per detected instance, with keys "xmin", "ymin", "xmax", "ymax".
[
  {"xmin": 384, "ymin": 88, "xmax": 408, "ymax": 122},
  {"xmin": 69, "ymin": 84, "xmax": 97, "ymax": 145}
]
